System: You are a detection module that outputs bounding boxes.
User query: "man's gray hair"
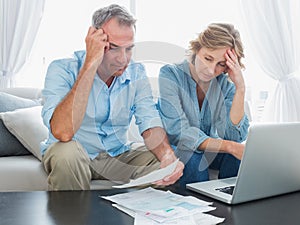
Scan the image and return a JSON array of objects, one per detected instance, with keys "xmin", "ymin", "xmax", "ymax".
[{"xmin": 92, "ymin": 4, "xmax": 136, "ymax": 29}]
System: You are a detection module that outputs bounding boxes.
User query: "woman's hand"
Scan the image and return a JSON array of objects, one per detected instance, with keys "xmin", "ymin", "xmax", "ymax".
[
  {"xmin": 225, "ymin": 49, "xmax": 246, "ymax": 125},
  {"xmin": 225, "ymin": 49, "xmax": 245, "ymax": 91}
]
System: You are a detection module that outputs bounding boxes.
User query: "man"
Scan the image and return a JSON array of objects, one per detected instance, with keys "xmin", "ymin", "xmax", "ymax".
[{"xmin": 41, "ymin": 4, "xmax": 184, "ymax": 190}]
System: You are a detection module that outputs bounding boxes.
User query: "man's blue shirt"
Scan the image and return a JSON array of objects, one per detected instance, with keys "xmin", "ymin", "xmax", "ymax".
[{"xmin": 41, "ymin": 50, "xmax": 162, "ymax": 159}]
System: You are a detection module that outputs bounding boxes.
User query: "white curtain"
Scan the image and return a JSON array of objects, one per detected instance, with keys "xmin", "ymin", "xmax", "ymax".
[
  {"xmin": 240, "ymin": 0, "xmax": 300, "ymax": 122},
  {"xmin": 0, "ymin": 0, "xmax": 45, "ymax": 88}
]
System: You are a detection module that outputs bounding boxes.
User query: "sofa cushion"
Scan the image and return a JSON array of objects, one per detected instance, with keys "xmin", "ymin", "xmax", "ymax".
[
  {"xmin": 0, "ymin": 155, "xmax": 48, "ymax": 191},
  {"xmin": 0, "ymin": 155, "xmax": 121, "ymax": 191},
  {"xmin": 0, "ymin": 92, "xmax": 40, "ymax": 157},
  {"xmin": 1, "ymin": 106, "xmax": 48, "ymax": 161}
]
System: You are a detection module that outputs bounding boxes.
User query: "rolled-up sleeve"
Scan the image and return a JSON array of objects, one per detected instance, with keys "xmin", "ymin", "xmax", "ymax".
[
  {"xmin": 225, "ymin": 114, "xmax": 249, "ymax": 142},
  {"xmin": 41, "ymin": 60, "xmax": 76, "ymax": 130},
  {"xmin": 222, "ymin": 85, "xmax": 250, "ymax": 143},
  {"xmin": 132, "ymin": 64, "xmax": 163, "ymax": 134}
]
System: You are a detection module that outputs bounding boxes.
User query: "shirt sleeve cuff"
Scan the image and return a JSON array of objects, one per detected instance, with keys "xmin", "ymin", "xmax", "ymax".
[
  {"xmin": 228, "ymin": 114, "xmax": 248, "ymax": 131},
  {"xmin": 194, "ymin": 135, "xmax": 210, "ymax": 152},
  {"xmin": 138, "ymin": 117, "xmax": 163, "ymax": 135}
]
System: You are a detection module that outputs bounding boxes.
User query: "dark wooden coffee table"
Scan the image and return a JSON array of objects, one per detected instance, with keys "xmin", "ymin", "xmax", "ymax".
[{"xmin": 1, "ymin": 186, "xmax": 300, "ymax": 225}]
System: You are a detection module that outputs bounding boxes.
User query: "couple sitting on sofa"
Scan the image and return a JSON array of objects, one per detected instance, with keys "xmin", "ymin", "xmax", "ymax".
[{"xmin": 1, "ymin": 4, "xmax": 249, "ymax": 191}]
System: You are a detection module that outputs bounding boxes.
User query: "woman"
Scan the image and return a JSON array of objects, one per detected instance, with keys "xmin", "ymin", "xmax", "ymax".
[{"xmin": 157, "ymin": 23, "xmax": 249, "ymax": 187}]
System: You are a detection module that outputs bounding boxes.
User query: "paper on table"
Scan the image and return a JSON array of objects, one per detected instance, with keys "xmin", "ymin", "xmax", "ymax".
[
  {"xmin": 102, "ymin": 187, "xmax": 215, "ymax": 223},
  {"xmin": 113, "ymin": 203, "xmax": 224, "ymax": 225},
  {"xmin": 113, "ymin": 204, "xmax": 198, "ymax": 225},
  {"xmin": 106, "ymin": 188, "xmax": 224, "ymax": 225},
  {"xmin": 134, "ymin": 212, "xmax": 225, "ymax": 225},
  {"xmin": 113, "ymin": 159, "xmax": 179, "ymax": 188},
  {"xmin": 134, "ymin": 213, "xmax": 197, "ymax": 225}
]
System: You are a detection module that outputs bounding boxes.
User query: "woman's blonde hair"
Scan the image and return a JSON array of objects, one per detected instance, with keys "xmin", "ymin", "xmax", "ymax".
[{"xmin": 189, "ymin": 23, "xmax": 245, "ymax": 69}]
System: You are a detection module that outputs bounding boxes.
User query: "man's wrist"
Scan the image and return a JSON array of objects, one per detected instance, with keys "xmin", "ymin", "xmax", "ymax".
[{"xmin": 159, "ymin": 148, "xmax": 176, "ymax": 162}]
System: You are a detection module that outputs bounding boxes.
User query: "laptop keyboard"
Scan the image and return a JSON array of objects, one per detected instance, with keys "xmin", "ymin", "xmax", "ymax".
[{"xmin": 215, "ymin": 186, "xmax": 235, "ymax": 195}]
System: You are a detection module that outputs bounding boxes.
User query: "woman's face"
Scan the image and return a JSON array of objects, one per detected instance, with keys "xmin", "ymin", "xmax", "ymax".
[{"xmin": 194, "ymin": 47, "xmax": 230, "ymax": 82}]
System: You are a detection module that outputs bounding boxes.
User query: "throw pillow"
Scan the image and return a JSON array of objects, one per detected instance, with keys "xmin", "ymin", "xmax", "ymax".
[
  {"xmin": 0, "ymin": 92, "xmax": 40, "ymax": 156},
  {"xmin": 0, "ymin": 106, "xmax": 48, "ymax": 161},
  {"xmin": 0, "ymin": 120, "xmax": 31, "ymax": 156}
]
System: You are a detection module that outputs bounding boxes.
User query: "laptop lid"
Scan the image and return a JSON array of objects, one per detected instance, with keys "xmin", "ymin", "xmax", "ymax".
[{"xmin": 187, "ymin": 122, "xmax": 300, "ymax": 204}]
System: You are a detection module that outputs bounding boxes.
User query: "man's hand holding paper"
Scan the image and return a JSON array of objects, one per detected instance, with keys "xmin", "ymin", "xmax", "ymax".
[
  {"xmin": 154, "ymin": 152, "xmax": 184, "ymax": 186},
  {"xmin": 113, "ymin": 159, "xmax": 180, "ymax": 188}
]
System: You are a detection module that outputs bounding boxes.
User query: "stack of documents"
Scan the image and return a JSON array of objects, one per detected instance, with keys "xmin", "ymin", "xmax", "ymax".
[{"xmin": 102, "ymin": 187, "xmax": 225, "ymax": 225}]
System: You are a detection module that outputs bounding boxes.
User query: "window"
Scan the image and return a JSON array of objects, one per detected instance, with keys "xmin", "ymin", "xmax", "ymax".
[
  {"xmin": 17, "ymin": 0, "xmax": 277, "ymax": 121},
  {"xmin": 16, "ymin": 0, "xmax": 130, "ymax": 88},
  {"xmin": 134, "ymin": 0, "xmax": 276, "ymax": 121}
]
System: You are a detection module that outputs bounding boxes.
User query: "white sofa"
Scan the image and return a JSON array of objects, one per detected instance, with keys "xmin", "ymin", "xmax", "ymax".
[{"xmin": 0, "ymin": 88, "xmax": 125, "ymax": 191}]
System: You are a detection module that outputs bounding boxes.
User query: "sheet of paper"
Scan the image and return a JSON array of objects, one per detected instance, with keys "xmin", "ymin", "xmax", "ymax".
[
  {"xmin": 193, "ymin": 213, "xmax": 225, "ymax": 225},
  {"xmin": 111, "ymin": 193, "xmax": 224, "ymax": 225},
  {"xmin": 134, "ymin": 213, "xmax": 197, "ymax": 225},
  {"xmin": 102, "ymin": 187, "xmax": 215, "ymax": 223},
  {"xmin": 113, "ymin": 159, "xmax": 179, "ymax": 188},
  {"xmin": 134, "ymin": 212, "xmax": 225, "ymax": 225},
  {"xmin": 113, "ymin": 204, "xmax": 197, "ymax": 225},
  {"xmin": 114, "ymin": 205, "xmax": 225, "ymax": 225}
]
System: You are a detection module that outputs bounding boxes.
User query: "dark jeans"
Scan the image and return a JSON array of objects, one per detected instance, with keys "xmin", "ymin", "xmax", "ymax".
[{"xmin": 175, "ymin": 149, "xmax": 240, "ymax": 188}]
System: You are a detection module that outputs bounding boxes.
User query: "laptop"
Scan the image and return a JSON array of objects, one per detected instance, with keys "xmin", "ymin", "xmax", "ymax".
[{"xmin": 187, "ymin": 122, "xmax": 300, "ymax": 204}]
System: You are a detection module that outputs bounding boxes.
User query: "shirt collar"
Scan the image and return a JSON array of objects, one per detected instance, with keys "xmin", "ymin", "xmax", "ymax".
[
  {"xmin": 118, "ymin": 60, "xmax": 137, "ymax": 84},
  {"xmin": 118, "ymin": 65, "xmax": 131, "ymax": 84},
  {"xmin": 182, "ymin": 59, "xmax": 192, "ymax": 78}
]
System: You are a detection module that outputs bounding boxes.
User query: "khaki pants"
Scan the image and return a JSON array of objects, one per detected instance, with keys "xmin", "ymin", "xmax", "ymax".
[{"xmin": 42, "ymin": 141, "xmax": 160, "ymax": 191}]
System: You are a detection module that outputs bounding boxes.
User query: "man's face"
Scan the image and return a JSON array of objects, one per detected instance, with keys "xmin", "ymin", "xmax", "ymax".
[{"xmin": 99, "ymin": 18, "xmax": 135, "ymax": 78}]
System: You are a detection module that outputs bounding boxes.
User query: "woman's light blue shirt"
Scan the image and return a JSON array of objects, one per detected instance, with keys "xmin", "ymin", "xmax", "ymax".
[
  {"xmin": 157, "ymin": 60, "xmax": 249, "ymax": 151},
  {"xmin": 41, "ymin": 50, "xmax": 162, "ymax": 159}
]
